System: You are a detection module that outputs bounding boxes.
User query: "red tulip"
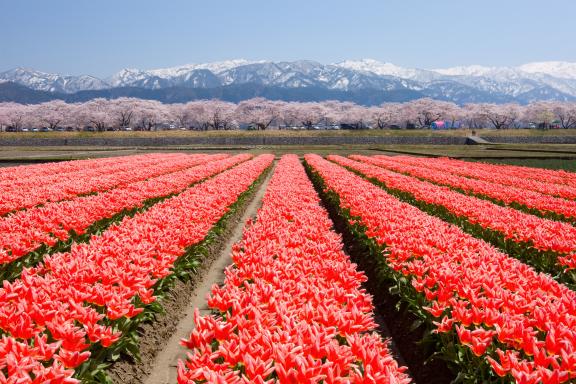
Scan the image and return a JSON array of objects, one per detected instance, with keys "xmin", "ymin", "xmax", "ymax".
[
  {"xmin": 306, "ymin": 154, "xmax": 576, "ymax": 383},
  {"xmin": 55, "ymin": 349, "xmax": 91, "ymax": 369},
  {"xmin": 179, "ymin": 155, "xmax": 411, "ymax": 383},
  {"xmin": 0, "ymin": 154, "xmax": 273, "ymax": 381}
]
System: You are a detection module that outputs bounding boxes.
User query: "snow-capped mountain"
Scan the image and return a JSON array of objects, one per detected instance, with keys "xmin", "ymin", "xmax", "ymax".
[
  {"xmin": 107, "ymin": 59, "xmax": 262, "ymax": 88},
  {"xmin": 0, "ymin": 68, "xmax": 108, "ymax": 93},
  {"xmin": 2, "ymin": 59, "xmax": 576, "ymax": 104},
  {"xmin": 334, "ymin": 59, "xmax": 576, "ymax": 102},
  {"xmin": 147, "ymin": 59, "xmax": 262, "ymax": 77},
  {"xmin": 519, "ymin": 61, "xmax": 576, "ymax": 80},
  {"xmin": 336, "ymin": 59, "xmax": 441, "ymax": 82},
  {"xmin": 108, "ymin": 68, "xmax": 221, "ymax": 89}
]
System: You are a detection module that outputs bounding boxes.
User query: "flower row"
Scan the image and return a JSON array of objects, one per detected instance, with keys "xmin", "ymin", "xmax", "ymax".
[
  {"xmin": 0, "ymin": 153, "xmax": 162, "ymax": 183},
  {"xmin": 360, "ymin": 155, "xmax": 576, "ymax": 223},
  {"xmin": 0, "ymin": 152, "xmax": 170, "ymax": 191},
  {"xmin": 0, "ymin": 153, "xmax": 202, "ymax": 215},
  {"xmin": 0, "ymin": 154, "xmax": 274, "ymax": 383},
  {"xmin": 179, "ymin": 155, "xmax": 410, "ymax": 384},
  {"xmin": 412, "ymin": 156, "xmax": 576, "ymax": 189},
  {"xmin": 306, "ymin": 154, "xmax": 576, "ymax": 383},
  {"xmin": 388, "ymin": 156, "xmax": 576, "ymax": 200},
  {"xmin": 0, "ymin": 154, "xmax": 244, "ymax": 270},
  {"xmin": 335, "ymin": 155, "xmax": 576, "ymax": 272}
]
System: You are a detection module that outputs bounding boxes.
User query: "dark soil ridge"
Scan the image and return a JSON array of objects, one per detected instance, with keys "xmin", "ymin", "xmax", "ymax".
[
  {"xmin": 304, "ymin": 159, "xmax": 455, "ymax": 384},
  {"xmin": 106, "ymin": 161, "xmax": 275, "ymax": 384}
]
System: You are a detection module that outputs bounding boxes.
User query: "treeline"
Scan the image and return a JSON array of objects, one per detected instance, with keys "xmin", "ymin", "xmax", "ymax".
[{"xmin": 0, "ymin": 97, "xmax": 575, "ymax": 131}]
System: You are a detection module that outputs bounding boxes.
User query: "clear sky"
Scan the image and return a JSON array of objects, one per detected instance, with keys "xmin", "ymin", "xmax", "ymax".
[{"xmin": 1, "ymin": 0, "xmax": 575, "ymax": 77}]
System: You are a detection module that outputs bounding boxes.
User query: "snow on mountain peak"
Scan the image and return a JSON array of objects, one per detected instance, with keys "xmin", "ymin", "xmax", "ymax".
[
  {"xmin": 433, "ymin": 65, "xmax": 498, "ymax": 77},
  {"xmin": 3, "ymin": 59, "xmax": 576, "ymax": 103},
  {"xmin": 0, "ymin": 67, "xmax": 108, "ymax": 93},
  {"xmin": 147, "ymin": 59, "xmax": 266, "ymax": 78},
  {"xmin": 518, "ymin": 61, "xmax": 576, "ymax": 80},
  {"xmin": 335, "ymin": 59, "xmax": 417, "ymax": 78},
  {"xmin": 108, "ymin": 68, "xmax": 147, "ymax": 87}
]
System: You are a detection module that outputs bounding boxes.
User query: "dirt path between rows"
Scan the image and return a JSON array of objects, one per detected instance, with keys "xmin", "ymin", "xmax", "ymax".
[{"xmin": 125, "ymin": 162, "xmax": 274, "ymax": 384}]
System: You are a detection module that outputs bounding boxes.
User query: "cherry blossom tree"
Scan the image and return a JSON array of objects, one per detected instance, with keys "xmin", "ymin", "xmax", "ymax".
[
  {"xmin": 80, "ymin": 99, "xmax": 114, "ymax": 131},
  {"xmin": 321, "ymin": 102, "xmax": 343, "ymax": 127},
  {"xmin": 133, "ymin": 100, "xmax": 169, "ymax": 130},
  {"xmin": 179, "ymin": 100, "xmax": 237, "ymax": 130},
  {"xmin": 551, "ymin": 102, "xmax": 576, "ymax": 129},
  {"xmin": 295, "ymin": 102, "xmax": 325, "ymax": 129},
  {"xmin": 4, "ymin": 97, "xmax": 576, "ymax": 133},
  {"xmin": 401, "ymin": 98, "xmax": 457, "ymax": 128},
  {"xmin": 0, "ymin": 103, "xmax": 29, "ymax": 131},
  {"xmin": 338, "ymin": 102, "xmax": 370, "ymax": 129},
  {"xmin": 204, "ymin": 100, "xmax": 237, "ymax": 130},
  {"xmin": 236, "ymin": 98, "xmax": 282, "ymax": 130},
  {"xmin": 108, "ymin": 98, "xmax": 139, "ymax": 129},
  {"xmin": 462, "ymin": 104, "xmax": 488, "ymax": 129},
  {"xmin": 169, "ymin": 103, "xmax": 193, "ymax": 129},
  {"xmin": 369, "ymin": 103, "xmax": 402, "ymax": 129},
  {"xmin": 277, "ymin": 102, "xmax": 301, "ymax": 128},
  {"xmin": 524, "ymin": 102, "xmax": 555, "ymax": 129},
  {"xmin": 176, "ymin": 101, "xmax": 207, "ymax": 130},
  {"xmin": 29, "ymin": 100, "xmax": 73, "ymax": 129},
  {"xmin": 476, "ymin": 103, "xmax": 521, "ymax": 129}
]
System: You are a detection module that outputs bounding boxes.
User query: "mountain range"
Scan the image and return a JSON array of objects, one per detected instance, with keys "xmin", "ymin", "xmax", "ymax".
[{"xmin": 2, "ymin": 59, "xmax": 576, "ymax": 105}]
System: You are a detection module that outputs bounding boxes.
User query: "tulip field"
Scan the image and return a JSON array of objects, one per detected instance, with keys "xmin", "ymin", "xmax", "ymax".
[{"xmin": 1, "ymin": 153, "xmax": 576, "ymax": 383}]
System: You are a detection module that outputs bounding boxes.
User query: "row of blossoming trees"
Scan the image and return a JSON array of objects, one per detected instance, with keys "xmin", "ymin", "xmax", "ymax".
[{"xmin": 0, "ymin": 97, "xmax": 575, "ymax": 131}]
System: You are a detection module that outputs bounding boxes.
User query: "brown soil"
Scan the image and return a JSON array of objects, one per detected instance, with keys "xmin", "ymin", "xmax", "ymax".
[{"xmin": 106, "ymin": 162, "xmax": 276, "ymax": 384}]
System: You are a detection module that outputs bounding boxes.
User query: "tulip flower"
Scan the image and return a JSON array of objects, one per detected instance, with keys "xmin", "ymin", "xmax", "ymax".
[
  {"xmin": 179, "ymin": 155, "xmax": 411, "ymax": 383},
  {"xmin": 306, "ymin": 154, "xmax": 576, "ymax": 383},
  {"xmin": 0, "ymin": 155, "xmax": 273, "ymax": 381}
]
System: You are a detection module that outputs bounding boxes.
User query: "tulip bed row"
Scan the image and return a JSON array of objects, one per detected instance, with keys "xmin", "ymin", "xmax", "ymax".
[
  {"xmin": 0, "ymin": 153, "xmax": 160, "ymax": 183},
  {"xmin": 363, "ymin": 155, "xmax": 576, "ymax": 224},
  {"xmin": 306, "ymin": 154, "xmax": 576, "ymax": 384},
  {"xmin": 412, "ymin": 156, "xmax": 576, "ymax": 190},
  {"xmin": 330, "ymin": 155, "xmax": 576, "ymax": 281},
  {"xmin": 0, "ymin": 153, "xmax": 204, "ymax": 215},
  {"xmin": 0, "ymin": 154, "xmax": 250, "ymax": 281},
  {"xmin": 178, "ymin": 155, "xmax": 411, "ymax": 384},
  {"xmin": 0, "ymin": 154, "xmax": 274, "ymax": 383},
  {"xmin": 0, "ymin": 153, "xmax": 177, "ymax": 189},
  {"xmin": 0, "ymin": 153, "xmax": 163, "ymax": 199},
  {"xmin": 388, "ymin": 155, "xmax": 576, "ymax": 200}
]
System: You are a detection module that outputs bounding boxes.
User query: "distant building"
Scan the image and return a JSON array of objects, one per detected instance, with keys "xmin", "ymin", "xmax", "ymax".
[{"xmin": 431, "ymin": 120, "xmax": 462, "ymax": 129}]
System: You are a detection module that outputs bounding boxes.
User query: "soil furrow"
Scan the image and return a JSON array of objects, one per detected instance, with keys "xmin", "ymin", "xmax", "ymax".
[{"xmin": 107, "ymin": 160, "xmax": 276, "ymax": 384}]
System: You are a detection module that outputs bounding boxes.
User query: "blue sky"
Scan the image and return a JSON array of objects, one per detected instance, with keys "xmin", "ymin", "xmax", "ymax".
[{"xmin": 1, "ymin": 0, "xmax": 575, "ymax": 77}]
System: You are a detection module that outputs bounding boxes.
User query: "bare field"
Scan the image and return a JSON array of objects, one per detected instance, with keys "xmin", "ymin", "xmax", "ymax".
[
  {"xmin": 2, "ymin": 128, "xmax": 576, "ymax": 139},
  {"xmin": 370, "ymin": 144, "xmax": 576, "ymax": 157}
]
